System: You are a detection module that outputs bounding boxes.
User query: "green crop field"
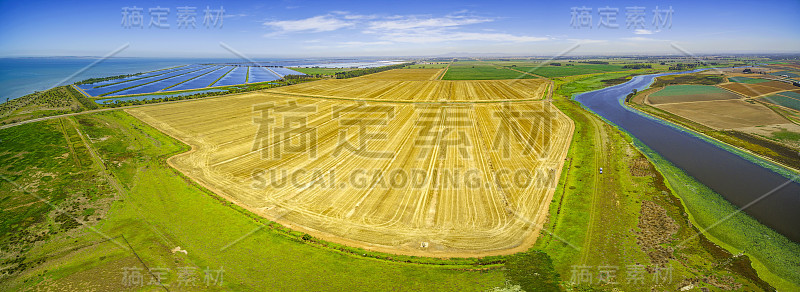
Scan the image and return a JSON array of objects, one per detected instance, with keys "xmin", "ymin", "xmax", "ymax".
[
  {"xmin": 728, "ymin": 76, "xmax": 771, "ymax": 84},
  {"xmin": 649, "ymin": 84, "xmax": 731, "ymax": 97},
  {"xmin": 511, "ymin": 64, "xmax": 630, "ymax": 78},
  {"xmin": 441, "ymin": 64, "xmax": 538, "ymax": 80},
  {"xmin": 777, "ymin": 90, "xmax": 800, "ymax": 99},
  {"xmin": 761, "ymin": 94, "xmax": 800, "ymax": 111},
  {"xmin": 769, "ymin": 71, "xmax": 800, "ymax": 78}
]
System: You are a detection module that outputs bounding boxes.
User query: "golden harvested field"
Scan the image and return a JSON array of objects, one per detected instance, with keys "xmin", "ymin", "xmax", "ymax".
[
  {"xmin": 270, "ymin": 78, "xmax": 549, "ymax": 102},
  {"xmin": 126, "ymin": 89, "xmax": 573, "ymax": 256},
  {"xmin": 655, "ymin": 99, "xmax": 789, "ymax": 129},
  {"xmin": 356, "ymin": 68, "xmax": 442, "ymax": 80}
]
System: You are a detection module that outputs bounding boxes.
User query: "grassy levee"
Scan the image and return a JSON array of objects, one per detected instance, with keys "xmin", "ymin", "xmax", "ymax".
[
  {"xmin": 557, "ymin": 72, "xmax": 800, "ymax": 290},
  {"xmin": 622, "ymin": 103, "xmax": 800, "ymax": 290},
  {"xmin": 535, "ymin": 97, "xmax": 773, "ymax": 291},
  {"xmin": 1, "ymin": 110, "xmax": 506, "ymax": 291}
]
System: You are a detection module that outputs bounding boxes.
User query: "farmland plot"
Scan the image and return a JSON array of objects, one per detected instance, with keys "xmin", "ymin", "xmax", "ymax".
[
  {"xmin": 647, "ymin": 85, "xmax": 740, "ymax": 104},
  {"xmin": 358, "ymin": 69, "xmax": 442, "ymax": 80},
  {"xmin": 655, "ymin": 99, "xmax": 788, "ymax": 129},
  {"xmin": 126, "ymin": 90, "xmax": 573, "ymax": 256},
  {"xmin": 270, "ymin": 78, "xmax": 549, "ymax": 102}
]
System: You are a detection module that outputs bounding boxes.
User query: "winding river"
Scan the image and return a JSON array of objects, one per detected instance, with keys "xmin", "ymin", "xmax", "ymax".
[{"xmin": 574, "ymin": 70, "xmax": 800, "ymax": 242}]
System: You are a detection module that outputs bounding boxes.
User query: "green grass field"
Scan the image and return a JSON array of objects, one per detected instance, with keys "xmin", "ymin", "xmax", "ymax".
[
  {"xmin": 728, "ymin": 77, "xmax": 771, "ymax": 84},
  {"xmin": 512, "ymin": 64, "xmax": 629, "ymax": 78},
  {"xmin": 441, "ymin": 64, "xmax": 537, "ymax": 80},
  {"xmin": 555, "ymin": 72, "xmax": 637, "ymax": 98},
  {"xmin": 649, "ymin": 85, "xmax": 731, "ymax": 97}
]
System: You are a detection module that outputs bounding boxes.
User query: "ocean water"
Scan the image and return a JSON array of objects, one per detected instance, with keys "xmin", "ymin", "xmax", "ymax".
[{"xmin": 0, "ymin": 57, "xmax": 401, "ymax": 102}]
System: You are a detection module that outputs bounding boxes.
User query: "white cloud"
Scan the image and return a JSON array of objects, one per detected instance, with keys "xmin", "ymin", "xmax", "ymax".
[
  {"xmin": 378, "ymin": 31, "xmax": 548, "ymax": 43},
  {"xmin": 364, "ymin": 13, "xmax": 546, "ymax": 43},
  {"xmin": 633, "ymin": 29, "xmax": 656, "ymax": 35},
  {"xmin": 622, "ymin": 36, "xmax": 659, "ymax": 41},
  {"xmin": 367, "ymin": 15, "xmax": 491, "ymax": 31},
  {"xmin": 337, "ymin": 41, "xmax": 393, "ymax": 47},
  {"xmin": 263, "ymin": 11, "xmax": 547, "ymax": 44},
  {"xmin": 264, "ymin": 15, "xmax": 354, "ymax": 34},
  {"xmin": 568, "ymin": 39, "xmax": 608, "ymax": 44}
]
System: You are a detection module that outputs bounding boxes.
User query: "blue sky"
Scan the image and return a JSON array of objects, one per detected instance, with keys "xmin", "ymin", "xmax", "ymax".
[{"xmin": 1, "ymin": 0, "xmax": 798, "ymax": 57}]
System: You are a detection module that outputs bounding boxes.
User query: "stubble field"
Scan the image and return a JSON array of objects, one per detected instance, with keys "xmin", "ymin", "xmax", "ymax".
[
  {"xmin": 269, "ymin": 69, "xmax": 549, "ymax": 102},
  {"xmin": 126, "ymin": 71, "xmax": 572, "ymax": 256}
]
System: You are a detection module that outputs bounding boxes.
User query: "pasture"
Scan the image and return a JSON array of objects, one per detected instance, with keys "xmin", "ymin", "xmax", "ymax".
[{"xmin": 126, "ymin": 89, "xmax": 573, "ymax": 256}]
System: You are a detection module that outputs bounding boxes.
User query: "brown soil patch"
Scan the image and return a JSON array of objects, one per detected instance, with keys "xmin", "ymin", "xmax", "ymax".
[
  {"xmin": 718, "ymin": 83, "xmax": 786, "ymax": 97},
  {"xmin": 636, "ymin": 200, "xmax": 679, "ymax": 268},
  {"xmin": 759, "ymin": 81, "xmax": 799, "ymax": 91},
  {"xmin": 655, "ymin": 100, "xmax": 788, "ymax": 129},
  {"xmin": 628, "ymin": 157, "xmax": 654, "ymax": 177}
]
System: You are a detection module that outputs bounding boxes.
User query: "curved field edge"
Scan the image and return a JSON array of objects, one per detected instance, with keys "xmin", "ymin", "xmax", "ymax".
[
  {"xmin": 570, "ymin": 79, "xmax": 800, "ymax": 290},
  {"xmin": 120, "ymin": 106, "xmax": 513, "ymax": 267},
  {"xmin": 123, "ymin": 95, "xmax": 575, "ymax": 258},
  {"xmin": 1, "ymin": 110, "xmax": 507, "ymax": 291},
  {"xmin": 534, "ymin": 98, "xmax": 775, "ymax": 291}
]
